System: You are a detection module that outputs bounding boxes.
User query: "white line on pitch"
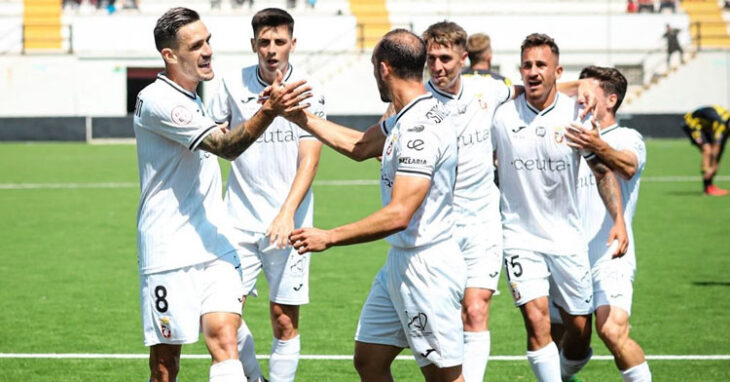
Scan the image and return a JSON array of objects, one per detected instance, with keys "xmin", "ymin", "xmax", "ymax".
[
  {"xmin": 0, "ymin": 353, "xmax": 728, "ymax": 361},
  {"xmin": 0, "ymin": 176, "xmax": 729, "ymax": 190}
]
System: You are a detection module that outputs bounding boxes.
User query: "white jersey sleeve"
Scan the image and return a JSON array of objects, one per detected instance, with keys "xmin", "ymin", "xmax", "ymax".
[
  {"xmin": 137, "ymin": 86, "xmax": 217, "ymax": 151},
  {"xmin": 380, "ymin": 94, "xmax": 458, "ymax": 249},
  {"xmin": 207, "ymin": 78, "xmax": 233, "ymax": 124}
]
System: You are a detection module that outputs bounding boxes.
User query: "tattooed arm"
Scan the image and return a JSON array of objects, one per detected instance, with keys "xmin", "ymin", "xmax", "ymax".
[
  {"xmin": 199, "ymin": 70, "xmax": 312, "ymax": 160},
  {"xmin": 585, "ymin": 156, "xmax": 629, "ymax": 257}
]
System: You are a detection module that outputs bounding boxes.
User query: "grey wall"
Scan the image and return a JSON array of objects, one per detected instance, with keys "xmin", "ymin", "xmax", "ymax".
[{"xmin": 0, "ymin": 114, "xmax": 686, "ymax": 142}]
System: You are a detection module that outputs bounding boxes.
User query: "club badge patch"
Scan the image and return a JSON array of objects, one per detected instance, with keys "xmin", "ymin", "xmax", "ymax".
[{"xmin": 171, "ymin": 106, "xmax": 193, "ymax": 126}]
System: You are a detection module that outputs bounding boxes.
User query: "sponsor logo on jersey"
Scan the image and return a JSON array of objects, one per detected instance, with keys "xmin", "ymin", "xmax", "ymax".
[
  {"xmin": 458, "ymin": 128, "xmax": 490, "ymax": 148},
  {"xmin": 408, "ymin": 125, "xmax": 425, "ymax": 133},
  {"xmin": 510, "ymin": 158, "xmax": 571, "ymax": 171},
  {"xmin": 535, "ymin": 126, "xmax": 546, "ymax": 137},
  {"xmin": 399, "ymin": 156, "xmax": 428, "ymax": 166},
  {"xmin": 241, "ymin": 96, "xmax": 257, "ymax": 104},
  {"xmin": 578, "ymin": 174, "xmax": 597, "ymax": 189},
  {"xmin": 426, "ymin": 105, "xmax": 446, "ymax": 124},
  {"xmin": 159, "ymin": 317, "xmax": 172, "ymax": 339},
  {"xmin": 170, "ymin": 106, "xmax": 193, "ymax": 126},
  {"xmin": 256, "ymin": 129, "xmax": 298, "ymax": 144},
  {"xmin": 512, "ymin": 125, "xmax": 527, "ymax": 134},
  {"xmin": 406, "ymin": 139, "xmax": 425, "ymax": 151},
  {"xmin": 380, "ymin": 173, "xmax": 393, "ymax": 188},
  {"xmin": 420, "ymin": 348, "xmax": 436, "ymax": 358}
]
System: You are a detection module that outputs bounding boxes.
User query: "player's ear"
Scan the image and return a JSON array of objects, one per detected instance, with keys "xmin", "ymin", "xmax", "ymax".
[
  {"xmin": 161, "ymin": 47, "xmax": 176, "ymax": 65},
  {"xmin": 250, "ymin": 38, "xmax": 256, "ymax": 53},
  {"xmin": 379, "ymin": 61, "xmax": 390, "ymax": 78},
  {"xmin": 459, "ymin": 48, "xmax": 468, "ymax": 65},
  {"xmin": 291, "ymin": 37, "xmax": 297, "ymax": 52},
  {"xmin": 555, "ymin": 64, "xmax": 563, "ymax": 80},
  {"xmin": 607, "ymin": 93, "xmax": 618, "ymax": 111}
]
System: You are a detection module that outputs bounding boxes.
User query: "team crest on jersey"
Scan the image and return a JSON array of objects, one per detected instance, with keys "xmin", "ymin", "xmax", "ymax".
[
  {"xmin": 170, "ymin": 106, "xmax": 193, "ymax": 126},
  {"xmin": 476, "ymin": 94, "xmax": 488, "ymax": 110},
  {"xmin": 385, "ymin": 133, "xmax": 398, "ymax": 156},
  {"xmin": 159, "ymin": 317, "xmax": 172, "ymax": 339},
  {"xmin": 553, "ymin": 126, "xmax": 566, "ymax": 144}
]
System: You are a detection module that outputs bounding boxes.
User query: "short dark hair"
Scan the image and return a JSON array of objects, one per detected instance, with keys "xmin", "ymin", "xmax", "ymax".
[
  {"xmin": 579, "ymin": 65, "xmax": 628, "ymax": 114},
  {"xmin": 251, "ymin": 8, "xmax": 294, "ymax": 37},
  {"xmin": 374, "ymin": 29, "xmax": 426, "ymax": 81},
  {"xmin": 422, "ymin": 21, "xmax": 467, "ymax": 51},
  {"xmin": 154, "ymin": 7, "xmax": 200, "ymax": 52},
  {"xmin": 520, "ymin": 33, "xmax": 559, "ymax": 59}
]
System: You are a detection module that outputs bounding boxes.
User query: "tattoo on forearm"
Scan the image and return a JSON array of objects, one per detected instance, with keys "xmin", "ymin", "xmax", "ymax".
[{"xmin": 591, "ymin": 159, "xmax": 621, "ymax": 220}]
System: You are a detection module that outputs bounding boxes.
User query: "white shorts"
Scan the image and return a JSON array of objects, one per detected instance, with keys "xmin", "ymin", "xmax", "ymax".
[
  {"xmin": 355, "ymin": 239, "xmax": 467, "ymax": 368},
  {"xmin": 592, "ymin": 258, "xmax": 635, "ymax": 315},
  {"xmin": 503, "ymin": 249, "xmax": 593, "ymax": 315},
  {"xmin": 140, "ymin": 252, "xmax": 244, "ymax": 346},
  {"xmin": 231, "ymin": 229, "xmax": 310, "ymax": 306},
  {"xmin": 456, "ymin": 217, "xmax": 503, "ymax": 291}
]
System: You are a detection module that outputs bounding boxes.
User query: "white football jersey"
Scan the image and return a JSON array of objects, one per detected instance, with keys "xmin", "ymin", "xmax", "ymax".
[
  {"xmin": 577, "ymin": 125, "xmax": 646, "ymax": 267},
  {"xmin": 134, "ymin": 73, "xmax": 235, "ymax": 275},
  {"xmin": 425, "ymin": 75, "xmax": 511, "ymax": 224},
  {"xmin": 493, "ymin": 92, "xmax": 592, "ymax": 255},
  {"xmin": 208, "ymin": 65, "xmax": 326, "ymax": 232},
  {"xmin": 380, "ymin": 94, "xmax": 458, "ymax": 248}
]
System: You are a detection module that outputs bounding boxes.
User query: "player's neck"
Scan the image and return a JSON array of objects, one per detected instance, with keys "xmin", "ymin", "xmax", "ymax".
[
  {"xmin": 259, "ymin": 63, "xmax": 290, "ymax": 85},
  {"xmin": 164, "ymin": 70, "xmax": 199, "ymax": 94},
  {"xmin": 598, "ymin": 114, "xmax": 617, "ymax": 131},
  {"xmin": 526, "ymin": 86, "xmax": 557, "ymax": 111},
  {"xmin": 391, "ymin": 80, "xmax": 429, "ymax": 114}
]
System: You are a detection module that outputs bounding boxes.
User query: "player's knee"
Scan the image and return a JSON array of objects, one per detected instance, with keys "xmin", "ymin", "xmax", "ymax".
[
  {"xmin": 273, "ymin": 314, "xmax": 297, "ymax": 339},
  {"xmin": 597, "ymin": 320, "xmax": 628, "ymax": 349},
  {"xmin": 353, "ymin": 352, "xmax": 386, "ymax": 377},
  {"xmin": 463, "ymin": 300, "xmax": 488, "ymax": 327},
  {"xmin": 149, "ymin": 348, "xmax": 180, "ymax": 380},
  {"xmin": 524, "ymin": 308, "xmax": 550, "ymax": 338}
]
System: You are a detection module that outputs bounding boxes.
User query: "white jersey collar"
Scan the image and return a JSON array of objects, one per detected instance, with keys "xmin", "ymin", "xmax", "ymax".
[
  {"xmin": 525, "ymin": 92, "xmax": 559, "ymax": 116},
  {"xmin": 600, "ymin": 123, "xmax": 619, "ymax": 136},
  {"xmin": 427, "ymin": 79, "xmax": 463, "ymax": 100},
  {"xmin": 394, "ymin": 93, "xmax": 433, "ymax": 124},
  {"xmin": 157, "ymin": 73, "xmax": 197, "ymax": 100}
]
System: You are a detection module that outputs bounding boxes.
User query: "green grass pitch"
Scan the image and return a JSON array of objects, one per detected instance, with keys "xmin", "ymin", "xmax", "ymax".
[{"xmin": 0, "ymin": 139, "xmax": 728, "ymax": 381}]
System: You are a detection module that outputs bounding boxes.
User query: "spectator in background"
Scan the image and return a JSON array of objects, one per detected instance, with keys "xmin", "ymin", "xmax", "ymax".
[
  {"xmin": 659, "ymin": 0, "xmax": 676, "ymax": 13},
  {"xmin": 307, "ymin": 0, "xmax": 316, "ymax": 9},
  {"xmin": 663, "ymin": 24, "xmax": 685, "ymax": 69},
  {"xmin": 463, "ymin": 33, "xmax": 512, "ymax": 85},
  {"xmin": 626, "ymin": 0, "xmax": 638, "ymax": 13},
  {"xmin": 724, "ymin": 1, "xmax": 730, "ymax": 10},
  {"xmin": 287, "ymin": 0, "xmax": 296, "ymax": 9},
  {"xmin": 637, "ymin": 0, "xmax": 654, "ymax": 13}
]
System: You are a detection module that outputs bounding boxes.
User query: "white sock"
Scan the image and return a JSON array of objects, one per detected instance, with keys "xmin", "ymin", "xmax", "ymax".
[
  {"xmin": 209, "ymin": 359, "xmax": 245, "ymax": 382},
  {"xmin": 238, "ymin": 320, "xmax": 263, "ymax": 381},
  {"xmin": 269, "ymin": 335, "xmax": 300, "ymax": 382},
  {"xmin": 621, "ymin": 361, "xmax": 652, "ymax": 382},
  {"xmin": 526, "ymin": 342, "xmax": 561, "ymax": 382},
  {"xmin": 462, "ymin": 331, "xmax": 490, "ymax": 382},
  {"xmin": 560, "ymin": 347, "xmax": 592, "ymax": 380}
]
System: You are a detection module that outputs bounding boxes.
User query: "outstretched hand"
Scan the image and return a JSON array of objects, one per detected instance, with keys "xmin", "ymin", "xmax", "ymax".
[
  {"xmin": 577, "ymin": 78, "xmax": 598, "ymax": 119},
  {"xmin": 565, "ymin": 121, "xmax": 602, "ymax": 153},
  {"xmin": 289, "ymin": 227, "xmax": 332, "ymax": 254},
  {"xmin": 260, "ymin": 69, "xmax": 313, "ymax": 117}
]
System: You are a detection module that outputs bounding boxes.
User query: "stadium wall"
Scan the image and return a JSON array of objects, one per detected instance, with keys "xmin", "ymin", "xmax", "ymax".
[{"xmin": 0, "ymin": 113, "xmax": 689, "ymax": 142}]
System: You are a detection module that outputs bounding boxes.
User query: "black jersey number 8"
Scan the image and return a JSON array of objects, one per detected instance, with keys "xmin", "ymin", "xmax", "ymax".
[{"xmin": 154, "ymin": 286, "xmax": 168, "ymax": 313}]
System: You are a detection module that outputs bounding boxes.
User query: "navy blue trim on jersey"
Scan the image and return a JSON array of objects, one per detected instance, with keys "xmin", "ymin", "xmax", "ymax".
[
  {"xmin": 395, "ymin": 94, "xmax": 434, "ymax": 125},
  {"xmin": 381, "ymin": 120, "xmax": 389, "ymax": 135},
  {"xmin": 502, "ymin": 85, "xmax": 512, "ymax": 104},
  {"xmin": 600, "ymin": 124, "xmax": 619, "ymax": 136},
  {"xmin": 256, "ymin": 65, "xmax": 294, "ymax": 87},
  {"xmin": 427, "ymin": 80, "xmax": 463, "ymax": 100},
  {"xmin": 396, "ymin": 169, "xmax": 432, "ymax": 178},
  {"xmin": 189, "ymin": 125, "xmax": 217, "ymax": 150},
  {"xmin": 525, "ymin": 93, "xmax": 559, "ymax": 116},
  {"xmin": 157, "ymin": 73, "xmax": 197, "ymax": 100}
]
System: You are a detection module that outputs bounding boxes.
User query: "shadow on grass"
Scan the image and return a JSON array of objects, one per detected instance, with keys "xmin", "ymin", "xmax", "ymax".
[{"xmin": 692, "ymin": 281, "xmax": 730, "ymax": 287}]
